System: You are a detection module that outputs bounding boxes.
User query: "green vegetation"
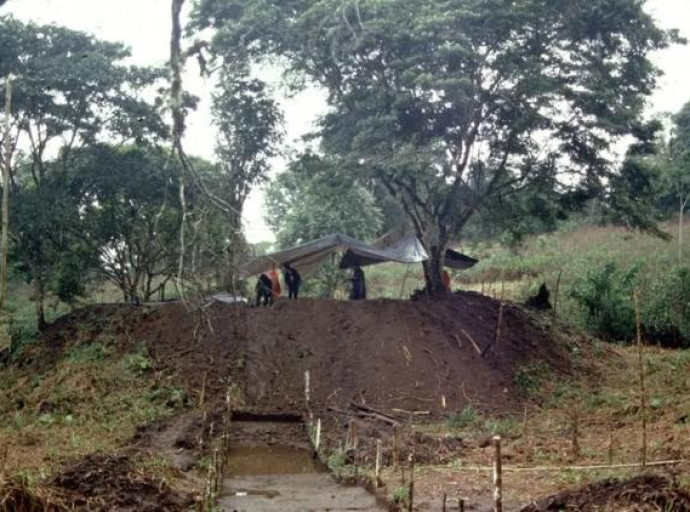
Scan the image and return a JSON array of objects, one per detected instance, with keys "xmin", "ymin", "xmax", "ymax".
[{"xmin": 445, "ymin": 406, "xmax": 479, "ymax": 431}]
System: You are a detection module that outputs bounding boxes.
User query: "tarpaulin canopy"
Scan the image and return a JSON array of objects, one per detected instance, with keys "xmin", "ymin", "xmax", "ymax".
[{"xmin": 241, "ymin": 233, "xmax": 429, "ymax": 277}]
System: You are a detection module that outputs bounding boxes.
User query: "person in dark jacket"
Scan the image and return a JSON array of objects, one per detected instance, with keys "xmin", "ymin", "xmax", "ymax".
[
  {"xmin": 349, "ymin": 266, "xmax": 366, "ymax": 300},
  {"xmin": 255, "ymin": 273, "xmax": 274, "ymax": 307},
  {"xmin": 283, "ymin": 264, "xmax": 302, "ymax": 299}
]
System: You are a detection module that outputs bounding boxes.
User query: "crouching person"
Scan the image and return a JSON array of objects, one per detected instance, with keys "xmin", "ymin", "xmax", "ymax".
[{"xmin": 255, "ymin": 274, "xmax": 274, "ymax": 307}]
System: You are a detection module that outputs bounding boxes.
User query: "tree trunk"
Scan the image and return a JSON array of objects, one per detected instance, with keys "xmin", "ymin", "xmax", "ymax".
[
  {"xmin": 680, "ymin": 195, "xmax": 684, "ymax": 265},
  {"xmin": 33, "ymin": 273, "xmax": 46, "ymax": 331},
  {"xmin": 0, "ymin": 75, "xmax": 12, "ymax": 309},
  {"xmin": 421, "ymin": 241, "xmax": 448, "ymax": 295}
]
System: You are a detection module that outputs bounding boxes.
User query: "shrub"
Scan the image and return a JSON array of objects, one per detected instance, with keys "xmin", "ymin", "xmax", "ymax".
[
  {"xmin": 445, "ymin": 406, "xmax": 479, "ymax": 431},
  {"xmin": 643, "ymin": 266, "xmax": 690, "ymax": 347},
  {"xmin": 570, "ymin": 262, "xmax": 640, "ymax": 341}
]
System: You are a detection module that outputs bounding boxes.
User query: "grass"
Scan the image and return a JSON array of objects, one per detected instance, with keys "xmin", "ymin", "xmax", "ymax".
[{"xmin": 0, "ymin": 323, "xmax": 186, "ymax": 479}]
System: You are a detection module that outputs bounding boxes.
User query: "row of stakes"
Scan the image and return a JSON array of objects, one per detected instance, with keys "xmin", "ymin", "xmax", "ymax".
[
  {"xmin": 196, "ymin": 385, "xmax": 234, "ymax": 512},
  {"xmin": 304, "ymin": 371, "xmax": 506, "ymax": 512}
]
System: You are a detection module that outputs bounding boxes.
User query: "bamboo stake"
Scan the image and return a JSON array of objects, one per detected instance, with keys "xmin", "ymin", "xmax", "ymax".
[
  {"xmin": 633, "ymin": 290, "xmax": 647, "ymax": 467},
  {"xmin": 314, "ymin": 418, "xmax": 322, "ymax": 452},
  {"xmin": 408, "ymin": 454, "xmax": 415, "ymax": 512},
  {"xmin": 492, "ymin": 436, "xmax": 503, "ymax": 512},
  {"xmin": 0, "ymin": 75, "xmax": 11, "ymax": 309},
  {"xmin": 199, "ymin": 371, "xmax": 208, "ymax": 407},
  {"xmin": 375, "ymin": 439, "xmax": 383, "ymax": 487},
  {"xmin": 393, "ymin": 425, "xmax": 400, "ymax": 468},
  {"xmin": 553, "ymin": 270, "xmax": 563, "ymax": 315}
]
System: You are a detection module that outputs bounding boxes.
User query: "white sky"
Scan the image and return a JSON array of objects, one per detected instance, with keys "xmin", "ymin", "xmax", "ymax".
[{"xmin": 4, "ymin": 0, "xmax": 690, "ymax": 243}]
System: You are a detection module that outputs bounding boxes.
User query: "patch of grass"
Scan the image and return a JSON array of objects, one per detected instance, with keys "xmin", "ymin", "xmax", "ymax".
[
  {"xmin": 484, "ymin": 417, "xmax": 521, "ymax": 439},
  {"xmin": 327, "ymin": 449, "xmax": 347, "ymax": 471},
  {"xmin": 392, "ymin": 485, "xmax": 410, "ymax": 504},
  {"xmin": 66, "ymin": 342, "xmax": 111, "ymax": 363},
  {"xmin": 513, "ymin": 361, "xmax": 550, "ymax": 396},
  {"xmin": 445, "ymin": 406, "xmax": 480, "ymax": 431}
]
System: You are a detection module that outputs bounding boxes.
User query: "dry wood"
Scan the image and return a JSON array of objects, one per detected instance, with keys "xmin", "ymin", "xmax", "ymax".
[
  {"xmin": 482, "ymin": 298, "xmax": 504, "ymax": 359},
  {"xmin": 423, "ymin": 348, "xmax": 442, "ymax": 368},
  {"xmin": 315, "ymin": 418, "xmax": 322, "ymax": 452},
  {"xmin": 392, "ymin": 408, "xmax": 431, "ymax": 416},
  {"xmin": 375, "ymin": 439, "xmax": 383, "ymax": 487},
  {"xmin": 393, "ymin": 425, "xmax": 400, "ymax": 468},
  {"xmin": 461, "ymin": 329, "xmax": 482, "ymax": 355},
  {"xmin": 459, "ymin": 498, "xmax": 465, "ymax": 512},
  {"xmin": 199, "ymin": 371, "xmax": 208, "ymax": 407},
  {"xmin": 633, "ymin": 290, "xmax": 647, "ymax": 466},
  {"xmin": 553, "ymin": 270, "xmax": 563, "ymax": 315},
  {"xmin": 350, "ymin": 402, "xmax": 399, "ymax": 424},
  {"xmin": 408, "ymin": 454, "xmax": 415, "ymax": 512},
  {"xmin": 492, "ymin": 436, "xmax": 503, "ymax": 512}
]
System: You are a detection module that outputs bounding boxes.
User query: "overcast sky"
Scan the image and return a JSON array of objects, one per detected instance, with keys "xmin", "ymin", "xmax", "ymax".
[{"xmin": 4, "ymin": 0, "xmax": 690, "ymax": 243}]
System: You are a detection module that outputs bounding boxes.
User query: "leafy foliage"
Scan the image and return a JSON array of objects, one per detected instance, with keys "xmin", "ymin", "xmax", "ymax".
[
  {"xmin": 570, "ymin": 262, "xmax": 640, "ymax": 341},
  {"xmin": 192, "ymin": 0, "xmax": 678, "ymax": 291}
]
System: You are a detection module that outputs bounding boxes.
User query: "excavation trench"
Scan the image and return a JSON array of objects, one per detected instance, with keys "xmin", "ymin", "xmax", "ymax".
[{"xmin": 219, "ymin": 416, "xmax": 383, "ymax": 511}]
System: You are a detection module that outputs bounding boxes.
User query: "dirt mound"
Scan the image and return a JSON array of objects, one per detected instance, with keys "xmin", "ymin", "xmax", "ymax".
[
  {"xmin": 238, "ymin": 293, "xmax": 582, "ymax": 415},
  {"xmin": 521, "ymin": 475, "xmax": 690, "ymax": 511},
  {"xmin": 52, "ymin": 454, "xmax": 193, "ymax": 511}
]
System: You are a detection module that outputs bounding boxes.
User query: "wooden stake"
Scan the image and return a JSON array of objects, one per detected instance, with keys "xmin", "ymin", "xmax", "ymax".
[
  {"xmin": 305, "ymin": 370, "xmax": 311, "ymax": 409},
  {"xmin": 608, "ymin": 427, "xmax": 614, "ymax": 466},
  {"xmin": 375, "ymin": 439, "xmax": 383, "ymax": 487},
  {"xmin": 459, "ymin": 498, "xmax": 465, "ymax": 512},
  {"xmin": 315, "ymin": 418, "xmax": 322, "ymax": 452},
  {"xmin": 442, "ymin": 493, "xmax": 447, "ymax": 511},
  {"xmin": 393, "ymin": 425, "xmax": 400, "ymax": 468},
  {"xmin": 408, "ymin": 454, "xmax": 415, "ymax": 512},
  {"xmin": 522, "ymin": 404, "xmax": 530, "ymax": 461},
  {"xmin": 199, "ymin": 371, "xmax": 208, "ymax": 407},
  {"xmin": 346, "ymin": 418, "xmax": 354, "ymax": 450},
  {"xmin": 633, "ymin": 290, "xmax": 647, "ymax": 467},
  {"xmin": 553, "ymin": 270, "xmax": 563, "ymax": 316},
  {"xmin": 492, "ymin": 436, "xmax": 503, "ymax": 512},
  {"xmin": 569, "ymin": 409, "xmax": 580, "ymax": 460}
]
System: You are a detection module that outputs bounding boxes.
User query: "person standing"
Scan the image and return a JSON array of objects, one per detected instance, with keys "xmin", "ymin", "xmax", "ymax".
[
  {"xmin": 269, "ymin": 264, "xmax": 282, "ymax": 299},
  {"xmin": 350, "ymin": 266, "xmax": 366, "ymax": 300},
  {"xmin": 283, "ymin": 264, "xmax": 302, "ymax": 299}
]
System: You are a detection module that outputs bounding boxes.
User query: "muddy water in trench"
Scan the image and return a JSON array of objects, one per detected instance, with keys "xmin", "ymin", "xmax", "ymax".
[{"xmin": 219, "ymin": 421, "xmax": 383, "ymax": 511}]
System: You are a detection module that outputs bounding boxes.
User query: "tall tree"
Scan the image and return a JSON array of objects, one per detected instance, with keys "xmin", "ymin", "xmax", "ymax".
[
  {"xmin": 212, "ymin": 68, "xmax": 283, "ymax": 287},
  {"xmin": 72, "ymin": 144, "xmax": 184, "ymax": 302},
  {"xmin": 668, "ymin": 101, "xmax": 690, "ymax": 263},
  {"xmin": 265, "ymin": 152, "xmax": 382, "ymax": 247},
  {"xmin": 0, "ymin": 16, "xmax": 166, "ymax": 328},
  {"xmin": 192, "ymin": 0, "xmax": 679, "ymax": 292}
]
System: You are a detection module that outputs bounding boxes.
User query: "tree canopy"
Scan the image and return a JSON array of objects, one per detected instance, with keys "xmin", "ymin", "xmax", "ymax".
[{"xmin": 191, "ymin": 0, "xmax": 680, "ymax": 291}]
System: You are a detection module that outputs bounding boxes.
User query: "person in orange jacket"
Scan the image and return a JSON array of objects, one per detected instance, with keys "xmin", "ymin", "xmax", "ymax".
[
  {"xmin": 442, "ymin": 269, "xmax": 452, "ymax": 292},
  {"xmin": 269, "ymin": 264, "xmax": 282, "ymax": 299}
]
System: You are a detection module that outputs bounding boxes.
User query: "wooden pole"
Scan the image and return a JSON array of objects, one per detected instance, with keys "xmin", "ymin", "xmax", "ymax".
[
  {"xmin": 442, "ymin": 493, "xmax": 447, "ymax": 511},
  {"xmin": 408, "ymin": 454, "xmax": 415, "ymax": 512},
  {"xmin": 314, "ymin": 418, "xmax": 321, "ymax": 452},
  {"xmin": 459, "ymin": 498, "xmax": 465, "ymax": 512},
  {"xmin": 492, "ymin": 436, "xmax": 503, "ymax": 512},
  {"xmin": 553, "ymin": 270, "xmax": 563, "ymax": 315},
  {"xmin": 393, "ymin": 424, "xmax": 400, "ymax": 468},
  {"xmin": 633, "ymin": 290, "xmax": 647, "ymax": 467},
  {"xmin": 375, "ymin": 439, "xmax": 383, "ymax": 487},
  {"xmin": 1, "ymin": 75, "xmax": 12, "ymax": 310}
]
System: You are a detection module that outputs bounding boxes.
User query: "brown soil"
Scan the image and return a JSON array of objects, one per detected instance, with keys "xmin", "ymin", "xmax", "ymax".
[
  {"xmin": 5, "ymin": 292, "xmax": 594, "ymax": 509},
  {"xmin": 52, "ymin": 454, "xmax": 194, "ymax": 511},
  {"xmin": 520, "ymin": 475, "xmax": 690, "ymax": 511}
]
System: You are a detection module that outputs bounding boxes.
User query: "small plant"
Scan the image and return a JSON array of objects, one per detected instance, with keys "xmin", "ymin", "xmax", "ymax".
[
  {"xmin": 445, "ymin": 406, "xmax": 479, "ymax": 431},
  {"xmin": 67, "ymin": 342, "xmax": 110, "ymax": 363},
  {"xmin": 392, "ymin": 485, "xmax": 410, "ymax": 504},
  {"xmin": 513, "ymin": 361, "xmax": 549, "ymax": 396},
  {"xmin": 484, "ymin": 417, "xmax": 520, "ymax": 439},
  {"xmin": 327, "ymin": 449, "xmax": 347, "ymax": 471},
  {"xmin": 123, "ymin": 351, "xmax": 152, "ymax": 374}
]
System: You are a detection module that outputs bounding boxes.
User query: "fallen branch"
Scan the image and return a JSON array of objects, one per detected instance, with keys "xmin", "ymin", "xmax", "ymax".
[
  {"xmin": 461, "ymin": 329, "xmax": 482, "ymax": 355},
  {"xmin": 349, "ymin": 402, "xmax": 400, "ymax": 425},
  {"xmin": 423, "ymin": 349, "xmax": 442, "ymax": 368}
]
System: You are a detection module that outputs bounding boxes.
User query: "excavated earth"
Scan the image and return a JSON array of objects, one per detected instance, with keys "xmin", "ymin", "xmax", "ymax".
[{"xmin": 2, "ymin": 292, "xmax": 596, "ymax": 510}]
